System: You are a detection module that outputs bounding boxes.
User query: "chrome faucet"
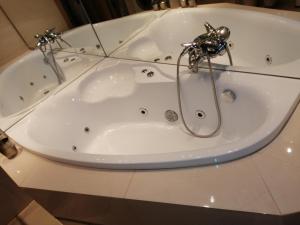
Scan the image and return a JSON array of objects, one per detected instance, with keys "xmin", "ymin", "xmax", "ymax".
[
  {"xmin": 34, "ymin": 28, "xmax": 68, "ymax": 84},
  {"xmin": 44, "ymin": 28, "xmax": 72, "ymax": 49},
  {"xmin": 181, "ymin": 22, "xmax": 233, "ymax": 73},
  {"xmin": 176, "ymin": 22, "xmax": 233, "ymax": 138}
]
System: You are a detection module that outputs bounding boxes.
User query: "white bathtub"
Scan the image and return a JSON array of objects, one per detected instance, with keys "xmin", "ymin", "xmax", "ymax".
[
  {"xmin": 112, "ymin": 7, "xmax": 300, "ymax": 78},
  {"xmin": 7, "ymin": 58, "xmax": 300, "ymax": 169}
]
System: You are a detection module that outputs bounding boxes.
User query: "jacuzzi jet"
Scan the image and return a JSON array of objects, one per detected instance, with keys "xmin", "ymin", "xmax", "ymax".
[
  {"xmin": 195, "ymin": 110, "xmax": 206, "ymax": 119},
  {"xmin": 96, "ymin": 44, "xmax": 101, "ymax": 49},
  {"xmin": 165, "ymin": 55, "xmax": 172, "ymax": 61},
  {"xmin": 265, "ymin": 55, "xmax": 272, "ymax": 65},
  {"xmin": 63, "ymin": 58, "xmax": 69, "ymax": 63},
  {"xmin": 147, "ymin": 71, "xmax": 154, "ymax": 77},
  {"xmin": 30, "ymin": 82, "xmax": 34, "ymax": 86},
  {"xmin": 141, "ymin": 69, "xmax": 148, "ymax": 73},
  {"xmin": 139, "ymin": 108, "xmax": 148, "ymax": 116},
  {"xmin": 165, "ymin": 110, "xmax": 178, "ymax": 122},
  {"xmin": 43, "ymin": 75, "xmax": 47, "ymax": 79},
  {"xmin": 84, "ymin": 127, "xmax": 90, "ymax": 133},
  {"xmin": 119, "ymin": 40, "xmax": 123, "ymax": 44},
  {"xmin": 19, "ymin": 96, "xmax": 24, "ymax": 101},
  {"xmin": 80, "ymin": 48, "xmax": 86, "ymax": 54},
  {"xmin": 43, "ymin": 90, "xmax": 50, "ymax": 95},
  {"xmin": 72, "ymin": 145, "xmax": 77, "ymax": 152},
  {"xmin": 154, "ymin": 58, "xmax": 160, "ymax": 62}
]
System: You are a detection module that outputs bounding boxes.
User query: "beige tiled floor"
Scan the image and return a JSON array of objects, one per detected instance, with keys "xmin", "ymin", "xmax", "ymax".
[
  {"xmin": 126, "ymin": 155, "xmax": 280, "ymax": 214},
  {"xmin": 20, "ymin": 151, "xmax": 134, "ymax": 198},
  {"xmin": 252, "ymin": 103, "xmax": 300, "ymax": 214},
  {"xmin": 0, "ymin": 149, "xmax": 39, "ymax": 185}
]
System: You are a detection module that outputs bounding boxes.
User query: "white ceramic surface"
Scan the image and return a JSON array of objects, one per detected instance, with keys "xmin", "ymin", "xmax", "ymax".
[{"xmin": 7, "ymin": 59, "xmax": 300, "ymax": 169}]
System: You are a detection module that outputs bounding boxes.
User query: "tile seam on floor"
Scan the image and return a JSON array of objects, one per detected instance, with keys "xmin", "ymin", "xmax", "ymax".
[
  {"xmin": 250, "ymin": 157, "xmax": 283, "ymax": 215},
  {"xmin": 123, "ymin": 170, "xmax": 136, "ymax": 198}
]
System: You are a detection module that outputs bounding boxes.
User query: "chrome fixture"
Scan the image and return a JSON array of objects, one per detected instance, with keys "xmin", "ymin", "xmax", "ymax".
[
  {"xmin": 44, "ymin": 28, "xmax": 72, "ymax": 49},
  {"xmin": 176, "ymin": 22, "xmax": 233, "ymax": 138},
  {"xmin": 181, "ymin": 22, "xmax": 233, "ymax": 73},
  {"xmin": 35, "ymin": 28, "xmax": 70, "ymax": 84}
]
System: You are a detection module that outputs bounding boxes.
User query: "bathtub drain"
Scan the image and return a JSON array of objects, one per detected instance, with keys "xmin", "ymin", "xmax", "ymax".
[{"xmin": 165, "ymin": 110, "xmax": 178, "ymax": 122}]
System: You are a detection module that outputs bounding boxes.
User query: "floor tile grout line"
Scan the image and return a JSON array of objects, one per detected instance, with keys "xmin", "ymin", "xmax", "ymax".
[
  {"xmin": 250, "ymin": 157, "xmax": 283, "ymax": 215},
  {"xmin": 123, "ymin": 170, "xmax": 136, "ymax": 198}
]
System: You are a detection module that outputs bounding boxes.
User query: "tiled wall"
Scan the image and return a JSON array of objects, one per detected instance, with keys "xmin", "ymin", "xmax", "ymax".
[
  {"xmin": 0, "ymin": 0, "xmax": 69, "ymax": 67},
  {"xmin": 0, "ymin": 8, "xmax": 28, "ymax": 67}
]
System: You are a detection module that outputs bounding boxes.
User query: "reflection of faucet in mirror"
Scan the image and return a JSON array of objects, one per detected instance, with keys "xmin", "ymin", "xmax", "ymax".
[
  {"xmin": 44, "ymin": 28, "xmax": 72, "ymax": 50},
  {"xmin": 34, "ymin": 28, "xmax": 68, "ymax": 84}
]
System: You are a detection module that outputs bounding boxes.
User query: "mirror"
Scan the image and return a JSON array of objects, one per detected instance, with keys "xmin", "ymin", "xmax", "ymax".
[
  {"xmin": 80, "ymin": 0, "xmax": 165, "ymax": 56},
  {"xmin": 0, "ymin": 0, "xmax": 106, "ymax": 130},
  {"xmin": 85, "ymin": 0, "xmax": 300, "ymax": 65},
  {"xmin": 0, "ymin": 0, "xmax": 105, "ymax": 57}
]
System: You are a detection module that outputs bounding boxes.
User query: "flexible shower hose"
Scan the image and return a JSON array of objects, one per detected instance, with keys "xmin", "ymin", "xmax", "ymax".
[{"xmin": 176, "ymin": 51, "xmax": 222, "ymax": 138}]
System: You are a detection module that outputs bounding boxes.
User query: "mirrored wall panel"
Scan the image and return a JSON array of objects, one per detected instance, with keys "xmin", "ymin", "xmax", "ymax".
[
  {"xmin": 83, "ymin": 0, "xmax": 166, "ymax": 56},
  {"xmin": 0, "ymin": 0, "xmax": 105, "ymax": 130},
  {"xmin": 0, "ymin": 0, "xmax": 105, "ymax": 57},
  {"xmin": 87, "ymin": 0, "xmax": 300, "ymax": 79}
]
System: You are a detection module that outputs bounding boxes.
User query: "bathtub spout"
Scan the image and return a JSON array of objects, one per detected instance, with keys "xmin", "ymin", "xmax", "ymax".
[{"xmin": 35, "ymin": 29, "xmax": 66, "ymax": 84}]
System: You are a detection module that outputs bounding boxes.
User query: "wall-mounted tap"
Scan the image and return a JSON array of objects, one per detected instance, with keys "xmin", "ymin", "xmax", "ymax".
[
  {"xmin": 34, "ymin": 28, "xmax": 67, "ymax": 84},
  {"xmin": 181, "ymin": 22, "xmax": 233, "ymax": 73},
  {"xmin": 176, "ymin": 22, "xmax": 233, "ymax": 138},
  {"xmin": 34, "ymin": 33, "xmax": 49, "ymax": 51},
  {"xmin": 44, "ymin": 28, "xmax": 72, "ymax": 48}
]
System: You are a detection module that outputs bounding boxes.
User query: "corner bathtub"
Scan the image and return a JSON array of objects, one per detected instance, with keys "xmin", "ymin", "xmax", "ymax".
[{"xmin": 7, "ymin": 59, "xmax": 300, "ymax": 169}]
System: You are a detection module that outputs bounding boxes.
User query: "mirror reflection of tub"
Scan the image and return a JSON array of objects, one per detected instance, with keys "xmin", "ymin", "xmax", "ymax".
[
  {"xmin": 0, "ymin": 50, "xmax": 102, "ymax": 130},
  {"xmin": 112, "ymin": 7, "xmax": 300, "ymax": 78}
]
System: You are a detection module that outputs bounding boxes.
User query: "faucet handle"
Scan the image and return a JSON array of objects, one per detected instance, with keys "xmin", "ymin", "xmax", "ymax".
[
  {"xmin": 204, "ymin": 22, "xmax": 216, "ymax": 34},
  {"xmin": 181, "ymin": 42, "xmax": 195, "ymax": 47}
]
